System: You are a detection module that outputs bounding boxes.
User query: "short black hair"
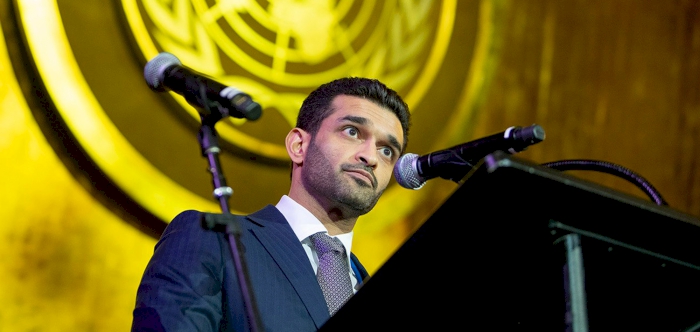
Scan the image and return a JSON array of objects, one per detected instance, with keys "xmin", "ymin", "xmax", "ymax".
[{"xmin": 296, "ymin": 77, "xmax": 411, "ymax": 152}]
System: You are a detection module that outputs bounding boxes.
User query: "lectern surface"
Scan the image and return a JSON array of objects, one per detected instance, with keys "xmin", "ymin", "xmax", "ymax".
[{"xmin": 320, "ymin": 152, "xmax": 700, "ymax": 332}]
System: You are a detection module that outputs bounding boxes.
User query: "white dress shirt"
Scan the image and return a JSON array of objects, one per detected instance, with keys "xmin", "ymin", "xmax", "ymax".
[{"xmin": 275, "ymin": 195, "xmax": 359, "ymax": 292}]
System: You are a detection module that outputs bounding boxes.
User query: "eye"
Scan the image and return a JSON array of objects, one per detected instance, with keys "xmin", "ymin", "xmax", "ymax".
[
  {"xmin": 379, "ymin": 147, "xmax": 394, "ymax": 159},
  {"xmin": 343, "ymin": 126, "xmax": 359, "ymax": 138}
]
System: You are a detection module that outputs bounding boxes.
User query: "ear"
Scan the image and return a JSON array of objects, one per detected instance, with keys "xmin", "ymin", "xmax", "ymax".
[{"xmin": 285, "ymin": 128, "xmax": 309, "ymax": 165}]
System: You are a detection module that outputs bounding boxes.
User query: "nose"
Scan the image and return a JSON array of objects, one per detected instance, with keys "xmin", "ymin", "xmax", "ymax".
[{"xmin": 357, "ymin": 140, "xmax": 378, "ymax": 168}]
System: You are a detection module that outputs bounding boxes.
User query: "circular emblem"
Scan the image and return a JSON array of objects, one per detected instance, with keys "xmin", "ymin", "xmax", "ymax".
[
  {"xmin": 13, "ymin": 0, "xmax": 500, "ymax": 241},
  {"xmin": 122, "ymin": 0, "xmax": 456, "ymax": 161}
]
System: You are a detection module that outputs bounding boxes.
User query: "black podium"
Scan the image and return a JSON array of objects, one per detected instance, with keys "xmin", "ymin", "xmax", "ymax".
[{"xmin": 320, "ymin": 151, "xmax": 700, "ymax": 332}]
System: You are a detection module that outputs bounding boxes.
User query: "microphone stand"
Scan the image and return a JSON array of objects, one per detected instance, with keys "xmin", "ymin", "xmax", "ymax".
[{"xmin": 197, "ymin": 114, "xmax": 263, "ymax": 332}]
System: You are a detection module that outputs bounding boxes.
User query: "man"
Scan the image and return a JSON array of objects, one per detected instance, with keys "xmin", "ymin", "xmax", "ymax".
[{"xmin": 132, "ymin": 77, "xmax": 411, "ymax": 332}]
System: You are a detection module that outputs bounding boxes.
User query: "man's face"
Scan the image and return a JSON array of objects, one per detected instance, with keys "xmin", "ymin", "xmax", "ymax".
[{"xmin": 302, "ymin": 95, "xmax": 404, "ymax": 215}]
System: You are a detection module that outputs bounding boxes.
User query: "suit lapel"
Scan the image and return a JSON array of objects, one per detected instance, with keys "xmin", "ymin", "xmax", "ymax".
[{"xmin": 246, "ymin": 206, "xmax": 331, "ymax": 327}]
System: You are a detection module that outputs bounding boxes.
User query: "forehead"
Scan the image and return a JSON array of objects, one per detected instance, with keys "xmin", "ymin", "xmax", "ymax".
[{"xmin": 326, "ymin": 94, "xmax": 404, "ymax": 141}]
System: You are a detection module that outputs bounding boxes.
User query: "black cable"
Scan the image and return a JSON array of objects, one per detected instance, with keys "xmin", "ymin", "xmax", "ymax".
[{"xmin": 540, "ymin": 159, "xmax": 668, "ymax": 206}]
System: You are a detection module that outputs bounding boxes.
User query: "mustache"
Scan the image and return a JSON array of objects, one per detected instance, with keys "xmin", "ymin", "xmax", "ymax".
[{"xmin": 342, "ymin": 164, "xmax": 377, "ymax": 187}]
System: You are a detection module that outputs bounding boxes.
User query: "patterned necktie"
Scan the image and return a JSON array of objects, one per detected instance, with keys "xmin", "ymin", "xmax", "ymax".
[{"xmin": 310, "ymin": 232, "xmax": 354, "ymax": 316}]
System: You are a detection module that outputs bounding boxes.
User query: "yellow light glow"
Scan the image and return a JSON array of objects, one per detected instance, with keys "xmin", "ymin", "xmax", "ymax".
[{"xmin": 17, "ymin": 0, "xmax": 222, "ymax": 222}]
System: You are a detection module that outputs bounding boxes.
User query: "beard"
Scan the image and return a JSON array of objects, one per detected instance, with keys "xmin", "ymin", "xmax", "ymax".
[{"xmin": 302, "ymin": 138, "xmax": 384, "ymax": 215}]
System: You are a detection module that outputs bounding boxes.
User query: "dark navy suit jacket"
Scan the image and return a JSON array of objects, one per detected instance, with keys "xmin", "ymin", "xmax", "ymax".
[{"xmin": 132, "ymin": 205, "xmax": 369, "ymax": 332}]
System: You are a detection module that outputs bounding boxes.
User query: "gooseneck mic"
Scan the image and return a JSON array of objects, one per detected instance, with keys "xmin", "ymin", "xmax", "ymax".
[
  {"xmin": 144, "ymin": 52, "xmax": 262, "ymax": 121},
  {"xmin": 394, "ymin": 124, "xmax": 546, "ymax": 189}
]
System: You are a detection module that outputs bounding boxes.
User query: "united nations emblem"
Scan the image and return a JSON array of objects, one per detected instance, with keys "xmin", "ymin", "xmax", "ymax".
[
  {"xmin": 12, "ymin": 0, "xmax": 495, "ymax": 235},
  {"xmin": 121, "ymin": 0, "xmax": 455, "ymax": 162}
]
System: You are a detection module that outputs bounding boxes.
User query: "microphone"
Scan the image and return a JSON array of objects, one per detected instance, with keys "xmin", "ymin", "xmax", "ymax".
[
  {"xmin": 394, "ymin": 124, "xmax": 546, "ymax": 189},
  {"xmin": 144, "ymin": 52, "xmax": 262, "ymax": 121}
]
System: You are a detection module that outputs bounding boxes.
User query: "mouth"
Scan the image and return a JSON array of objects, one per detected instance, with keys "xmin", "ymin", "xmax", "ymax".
[{"xmin": 345, "ymin": 168, "xmax": 377, "ymax": 188}]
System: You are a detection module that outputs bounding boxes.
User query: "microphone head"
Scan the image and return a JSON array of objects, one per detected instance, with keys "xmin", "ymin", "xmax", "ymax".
[
  {"xmin": 519, "ymin": 124, "xmax": 546, "ymax": 144},
  {"xmin": 144, "ymin": 52, "xmax": 181, "ymax": 91},
  {"xmin": 393, "ymin": 153, "xmax": 426, "ymax": 190},
  {"xmin": 506, "ymin": 123, "xmax": 546, "ymax": 153}
]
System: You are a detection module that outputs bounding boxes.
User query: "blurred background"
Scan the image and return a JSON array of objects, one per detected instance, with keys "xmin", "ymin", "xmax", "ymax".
[{"xmin": 1, "ymin": 0, "xmax": 699, "ymax": 330}]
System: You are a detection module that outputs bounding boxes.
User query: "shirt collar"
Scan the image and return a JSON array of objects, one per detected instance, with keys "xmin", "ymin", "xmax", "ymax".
[{"xmin": 276, "ymin": 195, "xmax": 354, "ymax": 254}]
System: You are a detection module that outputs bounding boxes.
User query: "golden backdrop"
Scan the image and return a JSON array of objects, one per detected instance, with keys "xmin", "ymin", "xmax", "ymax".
[{"xmin": 2, "ymin": 0, "xmax": 700, "ymax": 331}]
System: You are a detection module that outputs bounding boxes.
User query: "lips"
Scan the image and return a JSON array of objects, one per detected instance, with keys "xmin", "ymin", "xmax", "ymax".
[{"xmin": 346, "ymin": 168, "xmax": 376, "ymax": 188}]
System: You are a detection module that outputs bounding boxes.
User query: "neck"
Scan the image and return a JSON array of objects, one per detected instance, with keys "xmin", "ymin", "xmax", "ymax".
[{"xmin": 287, "ymin": 187, "xmax": 358, "ymax": 236}]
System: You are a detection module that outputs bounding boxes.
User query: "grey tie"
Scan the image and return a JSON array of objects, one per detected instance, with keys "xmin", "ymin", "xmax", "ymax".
[{"xmin": 310, "ymin": 232, "xmax": 354, "ymax": 316}]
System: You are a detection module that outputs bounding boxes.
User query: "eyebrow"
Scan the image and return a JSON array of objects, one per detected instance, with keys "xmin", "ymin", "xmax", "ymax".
[{"xmin": 340, "ymin": 115, "xmax": 403, "ymax": 154}]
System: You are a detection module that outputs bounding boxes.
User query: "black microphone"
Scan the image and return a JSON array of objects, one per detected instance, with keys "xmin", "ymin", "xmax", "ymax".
[
  {"xmin": 394, "ymin": 124, "xmax": 546, "ymax": 189},
  {"xmin": 144, "ymin": 52, "xmax": 262, "ymax": 121}
]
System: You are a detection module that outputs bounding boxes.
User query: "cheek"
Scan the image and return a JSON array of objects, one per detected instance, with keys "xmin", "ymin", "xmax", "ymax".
[
  {"xmin": 376, "ymin": 167, "xmax": 395, "ymax": 187},
  {"xmin": 327, "ymin": 140, "xmax": 355, "ymax": 161},
  {"xmin": 324, "ymin": 144, "xmax": 345, "ymax": 161},
  {"xmin": 316, "ymin": 143, "xmax": 346, "ymax": 166}
]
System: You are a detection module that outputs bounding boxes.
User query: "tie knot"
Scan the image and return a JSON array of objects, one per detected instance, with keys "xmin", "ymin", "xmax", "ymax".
[{"xmin": 310, "ymin": 232, "xmax": 345, "ymax": 255}]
